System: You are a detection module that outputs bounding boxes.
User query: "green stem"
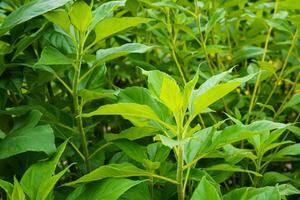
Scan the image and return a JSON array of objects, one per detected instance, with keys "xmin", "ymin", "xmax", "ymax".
[
  {"xmin": 177, "ymin": 144, "xmax": 184, "ymax": 200},
  {"xmin": 259, "ymin": 30, "xmax": 298, "ymax": 114},
  {"xmin": 246, "ymin": 0, "xmax": 279, "ymax": 124},
  {"xmin": 73, "ymin": 32, "xmax": 91, "ymax": 172}
]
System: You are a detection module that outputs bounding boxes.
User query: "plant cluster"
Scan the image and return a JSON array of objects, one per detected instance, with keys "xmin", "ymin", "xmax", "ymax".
[{"xmin": 0, "ymin": 0, "xmax": 299, "ymax": 199}]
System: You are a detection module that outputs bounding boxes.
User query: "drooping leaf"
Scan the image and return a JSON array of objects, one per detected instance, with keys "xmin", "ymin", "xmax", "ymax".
[
  {"xmin": 96, "ymin": 43, "xmax": 152, "ymax": 63},
  {"xmin": 0, "ymin": 111, "xmax": 56, "ymax": 160},
  {"xmin": 0, "ymin": 0, "xmax": 72, "ymax": 35},
  {"xmin": 0, "ymin": 179, "xmax": 13, "ymax": 200},
  {"xmin": 275, "ymin": 144, "xmax": 300, "ymax": 158},
  {"xmin": 65, "ymin": 163, "xmax": 177, "ymax": 186},
  {"xmin": 81, "ymin": 103, "xmax": 161, "ymax": 123}
]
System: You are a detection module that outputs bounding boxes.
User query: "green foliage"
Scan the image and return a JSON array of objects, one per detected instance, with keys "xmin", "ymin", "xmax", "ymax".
[{"xmin": 0, "ymin": 0, "xmax": 299, "ymax": 199}]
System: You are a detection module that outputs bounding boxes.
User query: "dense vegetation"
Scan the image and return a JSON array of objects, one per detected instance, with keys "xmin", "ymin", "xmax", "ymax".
[{"xmin": 0, "ymin": 0, "xmax": 299, "ymax": 199}]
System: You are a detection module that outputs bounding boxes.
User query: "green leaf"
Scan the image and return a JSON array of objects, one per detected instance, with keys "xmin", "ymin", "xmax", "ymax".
[
  {"xmin": 67, "ymin": 178, "xmax": 144, "ymax": 200},
  {"xmin": 191, "ymin": 176, "xmax": 222, "ymax": 200},
  {"xmin": 20, "ymin": 140, "xmax": 68, "ymax": 200},
  {"xmin": 36, "ymin": 165, "xmax": 71, "ymax": 200},
  {"xmin": 79, "ymin": 89, "xmax": 115, "ymax": 104},
  {"xmin": 113, "ymin": 139, "xmax": 148, "ymax": 163},
  {"xmin": 96, "ymin": 43, "xmax": 152, "ymax": 63},
  {"xmin": 94, "ymin": 17, "xmax": 150, "ymax": 43},
  {"xmin": 104, "ymin": 127, "xmax": 158, "ymax": 141},
  {"xmin": 215, "ymin": 120, "xmax": 287, "ymax": 148},
  {"xmin": 0, "ymin": 179, "xmax": 13, "ymax": 199},
  {"xmin": 44, "ymin": 9, "xmax": 71, "ymax": 34},
  {"xmin": 233, "ymin": 46, "xmax": 264, "ymax": 63},
  {"xmin": 189, "ymin": 69, "xmax": 256, "ymax": 116},
  {"xmin": 37, "ymin": 46, "xmax": 74, "ymax": 65},
  {"xmin": 275, "ymin": 144, "xmax": 300, "ymax": 158},
  {"xmin": 145, "ymin": 70, "xmax": 182, "ymax": 113},
  {"xmin": 0, "ymin": 128, "xmax": 6, "ymax": 139},
  {"xmin": 0, "ymin": 120, "xmax": 56, "ymax": 159},
  {"xmin": 205, "ymin": 164, "xmax": 261, "ymax": 177},
  {"xmin": 118, "ymin": 87, "xmax": 171, "ymax": 124},
  {"xmin": 12, "ymin": 177, "xmax": 25, "ymax": 200},
  {"xmin": 12, "ymin": 23, "xmax": 47, "ymax": 60},
  {"xmin": 223, "ymin": 186, "xmax": 281, "ymax": 200},
  {"xmin": 69, "ymin": 1, "xmax": 92, "ymax": 32},
  {"xmin": 65, "ymin": 163, "xmax": 177, "ymax": 186},
  {"xmin": 283, "ymin": 93, "xmax": 300, "ymax": 111},
  {"xmin": 278, "ymin": 184, "xmax": 300, "ymax": 196},
  {"xmin": 0, "ymin": 0, "xmax": 72, "ymax": 35},
  {"xmin": 89, "ymin": 0, "xmax": 125, "ymax": 31},
  {"xmin": 183, "ymin": 73, "xmax": 198, "ymax": 111},
  {"xmin": 261, "ymin": 172, "xmax": 291, "ymax": 186},
  {"xmin": 205, "ymin": 8, "xmax": 225, "ymax": 36},
  {"xmin": 192, "ymin": 82, "xmax": 240, "ymax": 115},
  {"xmin": 81, "ymin": 103, "xmax": 161, "ymax": 123}
]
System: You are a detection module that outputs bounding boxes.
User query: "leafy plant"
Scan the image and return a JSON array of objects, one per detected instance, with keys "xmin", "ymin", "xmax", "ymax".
[{"xmin": 0, "ymin": 0, "xmax": 299, "ymax": 199}]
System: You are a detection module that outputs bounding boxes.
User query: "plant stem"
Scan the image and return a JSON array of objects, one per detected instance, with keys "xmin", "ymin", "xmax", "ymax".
[
  {"xmin": 73, "ymin": 33, "xmax": 91, "ymax": 172},
  {"xmin": 246, "ymin": 0, "xmax": 279, "ymax": 124},
  {"xmin": 177, "ymin": 144, "xmax": 184, "ymax": 200}
]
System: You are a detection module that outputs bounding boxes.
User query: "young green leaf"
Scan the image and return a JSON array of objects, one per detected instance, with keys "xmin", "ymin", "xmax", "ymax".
[
  {"xmin": 12, "ymin": 177, "xmax": 25, "ymax": 200},
  {"xmin": 69, "ymin": 1, "xmax": 92, "ymax": 32},
  {"xmin": 44, "ymin": 9, "xmax": 71, "ymax": 34}
]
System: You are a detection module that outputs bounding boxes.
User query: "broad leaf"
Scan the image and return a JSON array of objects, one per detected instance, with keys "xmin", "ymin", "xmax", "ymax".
[
  {"xmin": 69, "ymin": 1, "xmax": 92, "ymax": 32},
  {"xmin": 191, "ymin": 176, "xmax": 222, "ymax": 200},
  {"xmin": 89, "ymin": 1, "xmax": 125, "ymax": 31},
  {"xmin": 37, "ymin": 46, "xmax": 74, "ymax": 65},
  {"xmin": 0, "ymin": 110, "xmax": 56, "ymax": 159},
  {"xmin": 20, "ymin": 141, "xmax": 68, "ymax": 200},
  {"xmin": 81, "ymin": 103, "xmax": 161, "ymax": 122},
  {"xmin": 223, "ymin": 186, "xmax": 281, "ymax": 200},
  {"xmin": 65, "ymin": 163, "xmax": 177, "ymax": 185},
  {"xmin": 94, "ymin": 17, "xmax": 150, "ymax": 43},
  {"xmin": 44, "ymin": 9, "xmax": 71, "ymax": 34},
  {"xmin": 96, "ymin": 43, "xmax": 152, "ymax": 63},
  {"xmin": 0, "ymin": 0, "xmax": 72, "ymax": 35},
  {"xmin": 66, "ymin": 178, "xmax": 143, "ymax": 200}
]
